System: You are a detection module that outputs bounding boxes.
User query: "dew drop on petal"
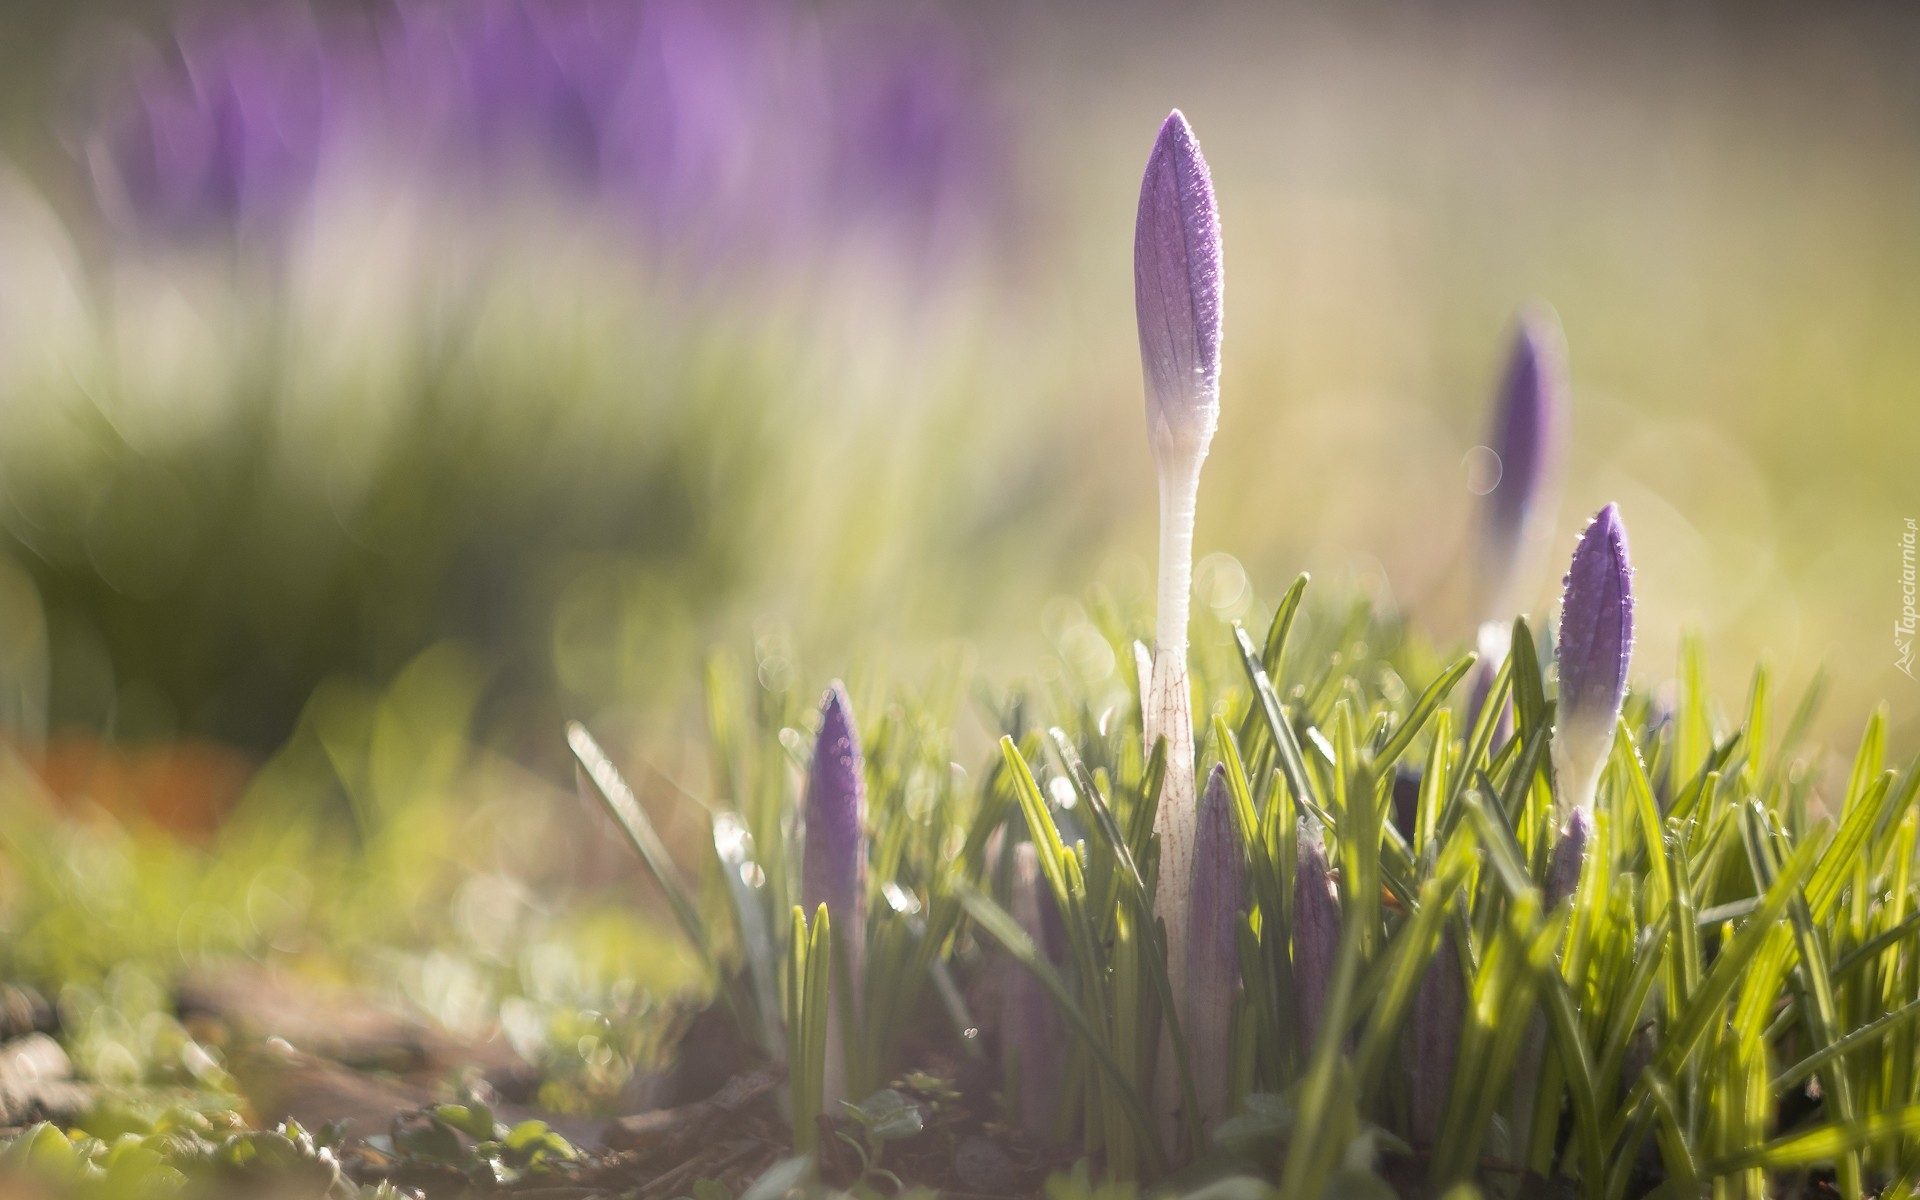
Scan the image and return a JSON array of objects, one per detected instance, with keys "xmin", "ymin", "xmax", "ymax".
[{"xmin": 1464, "ymin": 445, "xmax": 1503, "ymax": 496}]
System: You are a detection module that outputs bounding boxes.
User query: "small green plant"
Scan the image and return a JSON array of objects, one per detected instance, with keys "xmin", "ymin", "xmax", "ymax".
[{"xmin": 833, "ymin": 1088, "xmax": 926, "ymax": 1195}]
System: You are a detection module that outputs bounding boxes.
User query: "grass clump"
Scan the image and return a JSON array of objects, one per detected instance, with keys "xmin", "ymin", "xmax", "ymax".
[{"xmin": 570, "ymin": 565, "xmax": 1915, "ymax": 1199}]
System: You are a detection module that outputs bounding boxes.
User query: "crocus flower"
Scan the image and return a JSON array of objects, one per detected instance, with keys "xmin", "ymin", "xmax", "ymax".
[
  {"xmin": 1553, "ymin": 504, "xmax": 1634, "ymax": 814},
  {"xmin": 1475, "ymin": 310, "xmax": 1569, "ymax": 622},
  {"xmin": 1004, "ymin": 842, "xmax": 1062, "ymax": 1141},
  {"xmin": 1136, "ymin": 109, "xmax": 1222, "ymax": 465},
  {"xmin": 1408, "ymin": 925, "xmax": 1463, "ymax": 1145},
  {"xmin": 802, "ymin": 680, "xmax": 866, "ymax": 1105},
  {"xmin": 1134, "ymin": 107, "xmax": 1222, "ymax": 1143},
  {"xmin": 1186, "ymin": 765, "xmax": 1246, "ymax": 1131},
  {"xmin": 1544, "ymin": 806, "xmax": 1592, "ymax": 912},
  {"xmin": 1293, "ymin": 828, "xmax": 1341, "ymax": 1058},
  {"xmin": 1465, "ymin": 313, "xmax": 1568, "ymax": 745}
]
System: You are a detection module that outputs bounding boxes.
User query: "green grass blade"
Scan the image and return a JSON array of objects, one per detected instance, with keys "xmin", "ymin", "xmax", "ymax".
[
  {"xmin": 1233, "ymin": 623, "xmax": 1333, "ymax": 830},
  {"xmin": 1640, "ymin": 833, "xmax": 1822, "ymax": 1114},
  {"xmin": 1808, "ymin": 769, "xmax": 1898, "ymax": 922},
  {"xmin": 1262, "ymin": 573, "xmax": 1310, "ymax": 679},
  {"xmin": 1704, "ymin": 1105, "xmax": 1920, "ymax": 1174},
  {"xmin": 1372, "ymin": 652, "xmax": 1477, "ymax": 777},
  {"xmin": 569, "ymin": 722, "xmax": 713, "ymax": 966},
  {"xmin": 1774, "ymin": 997, "xmax": 1920, "ymax": 1093}
]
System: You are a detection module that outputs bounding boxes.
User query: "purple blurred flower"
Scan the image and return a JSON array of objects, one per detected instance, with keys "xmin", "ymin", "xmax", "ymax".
[
  {"xmin": 803, "ymin": 680, "xmax": 867, "ymax": 931},
  {"xmin": 1293, "ymin": 828, "xmax": 1341, "ymax": 1058},
  {"xmin": 1476, "ymin": 310, "xmax": 1569, "ymax": 615},
  {"xmin": 1464, "ymin": 648, "xmax": 1510, "ymax": 752},
  {"xmin": 1408, "ymin": 924, "xmax": 1463, "ymax": 1145},
  {"xmin": 828, "ymin": 12, "xmax": 1007, "ymax": 249},
  {"xmin": 1555, "ymin": 504, "xmax": 1634, "ymax": 810},
  {"xmin": 1186, "ymin": 765, "xmax": 1245, "ymax": 1130},
  {"xmin": 382, "ymin": 0, "xmax": 760, "ymax": 222},
  {"xmin": 380, "ymin": 0, "xmax": 1010, "ymax": 260},
  {"xmin": 1545, "ymin": 806, "xmax": 1592, "ymax": 912},
  {"xmin": 90, "ymin": 7, "xmax": 338, "ymax": 237},
  {"xmin": 802, "ymin": 680, "xmax": 866, "ymax": 1108},
  {"xmin": 1135, "ymin": 109, "xmax": 1223, "ymax": 460},
  {"xmin": 1004, "ymin": 841, "xmax": 1062, "ymax": 1141},
  {"xmin": 89, "ymin": 0, "xmax": 1013, "ymax": 266},
  {"xmin": 383, "ymin": 0, "xmax": 630, "ymax": 182}
]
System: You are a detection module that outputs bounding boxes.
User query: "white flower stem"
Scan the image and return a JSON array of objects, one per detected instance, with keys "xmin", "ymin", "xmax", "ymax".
[
  {"xmin": 1149, "ymin": 446, "xmax": 1203, "ymax": 1150},
  {"xmin": 1148, "ymin": 448, "xmax": 1202, "ymax": 963},
  {"xmin": 1153, "ymin": 449, "xmax": 1202, "ymax": 667},
  {"xmin": 1551, "ymin": 726, "xmax": 1607, "ymax": 820}
]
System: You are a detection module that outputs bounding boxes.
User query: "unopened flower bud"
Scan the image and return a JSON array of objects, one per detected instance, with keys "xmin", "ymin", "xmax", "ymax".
[
  {"xmin": 1292, "ymin": 828, "xmax": 1341, "ymax": 1057},
  {"xmin": 1185, "ymin": 765, "xmax": 1245, "ymax": 1129},
  {"xmin": 1554, "ymin": 503, "xmax": 1633, "ymax": 813}
]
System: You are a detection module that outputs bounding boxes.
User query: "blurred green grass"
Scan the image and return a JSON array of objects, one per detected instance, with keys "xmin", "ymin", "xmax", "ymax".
[{"xmin": 0, "ymin": 2, "xmax": 1908, "ymax": 755}]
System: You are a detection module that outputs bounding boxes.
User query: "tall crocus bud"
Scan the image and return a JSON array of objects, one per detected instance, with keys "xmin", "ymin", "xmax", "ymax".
[
  {"xmin": 802, "ymin": 681, "xmax": 867, "ymax": 1106},
  {"xmin": 1545, "ymin": 806, "xmax": 1592, "ymax": 912},
  {"xmin": 1475, "ymin": 310, "xmax": 1569, "ymax": 622},
  {"xmin": 1135, "ymin": 105, "xmax": 1222, "ymax": 1034},
  {"xmin": 1186, "ymin": 766, "xmax": 1245, "ymax": 1131},
  {"xmin": 1136, "ymin": 108, "xmax": 1222, "ymax": 464},
  {"xmin": 1408, "ymin": 925, "xmax": 1464, "ymax": 1145},
  {"xmin": 1004, "ymin": 843, "xmax": 1062, "ymax": 1141},
  {"xmin": 1553, "ymin": 504, "xmax": 1634, "ymax": 814},
  {"xmin": 1292, "ymin": 828, "xmax": 1341, "ymax": 1058},
  {"xmin": 1467, "ymin": 313, "xmax": 1568, "ymax": 746},
  {"xmin": 1135, "ymin": 108, "xmax": 1222, "ymax": 1146}
]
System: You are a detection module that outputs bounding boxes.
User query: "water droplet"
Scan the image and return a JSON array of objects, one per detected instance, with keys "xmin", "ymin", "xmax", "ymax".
[{"xmin": 1463, "ymin": 445, "xmax": 1503, "ymax": 496}]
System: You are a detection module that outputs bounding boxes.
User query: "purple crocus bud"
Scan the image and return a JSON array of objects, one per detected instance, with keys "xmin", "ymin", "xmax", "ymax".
[
  {"xmin": 1135, "ymin": 109, "xmax": 1224, "ymax": 1144},
  {"xmin": 1544, "ymin": 806, "xmax": 1592, "ymax": 912},
  {"xmin": 1475, "ymin": 311, "xmax": 1569, "ymax": 620},
  {"xmin": 1136, "ymin": 109, "xmax": 1222, "ymax": 462},
  {"xmin": 1554, "ymin": 504, "xmax": 1634, "ymax": 813},
  {"xmin": 1186, "ymin": 765, "xmax": 1245, "ymax": 1130},
  {"xmin": 1292, "ymin": 828, "xmax": 1341, "ymax": 1058},
  {"xmin": 802, "ymin": 681, "xmax": 866, "ymax": 1105},
  {"xmin": 803, "ymin": 680, "xmax": 867, "ymax": 934},
  {"xmin": 1004, "ymin": 842, "xmax": 1062, "ymax": 1141},
  {"xmin": 1408, "ymin": 925, "xmax": 1463, "ymax": 1145}
]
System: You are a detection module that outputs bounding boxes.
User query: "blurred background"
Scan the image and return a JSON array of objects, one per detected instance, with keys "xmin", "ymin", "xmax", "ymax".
[{"xmin": 0, "ymin": 0, "xmax": 1912, "ymax": 1109}]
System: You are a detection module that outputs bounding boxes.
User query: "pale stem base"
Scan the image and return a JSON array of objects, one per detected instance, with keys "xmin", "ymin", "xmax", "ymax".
[
  {"xmin": 1552, "ymin": 723, "xmax": 1608, "ymax": 819},
  {"xmin": 1148, "ymin": 450, "xmax": 1203, "ymax": 1150}
]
